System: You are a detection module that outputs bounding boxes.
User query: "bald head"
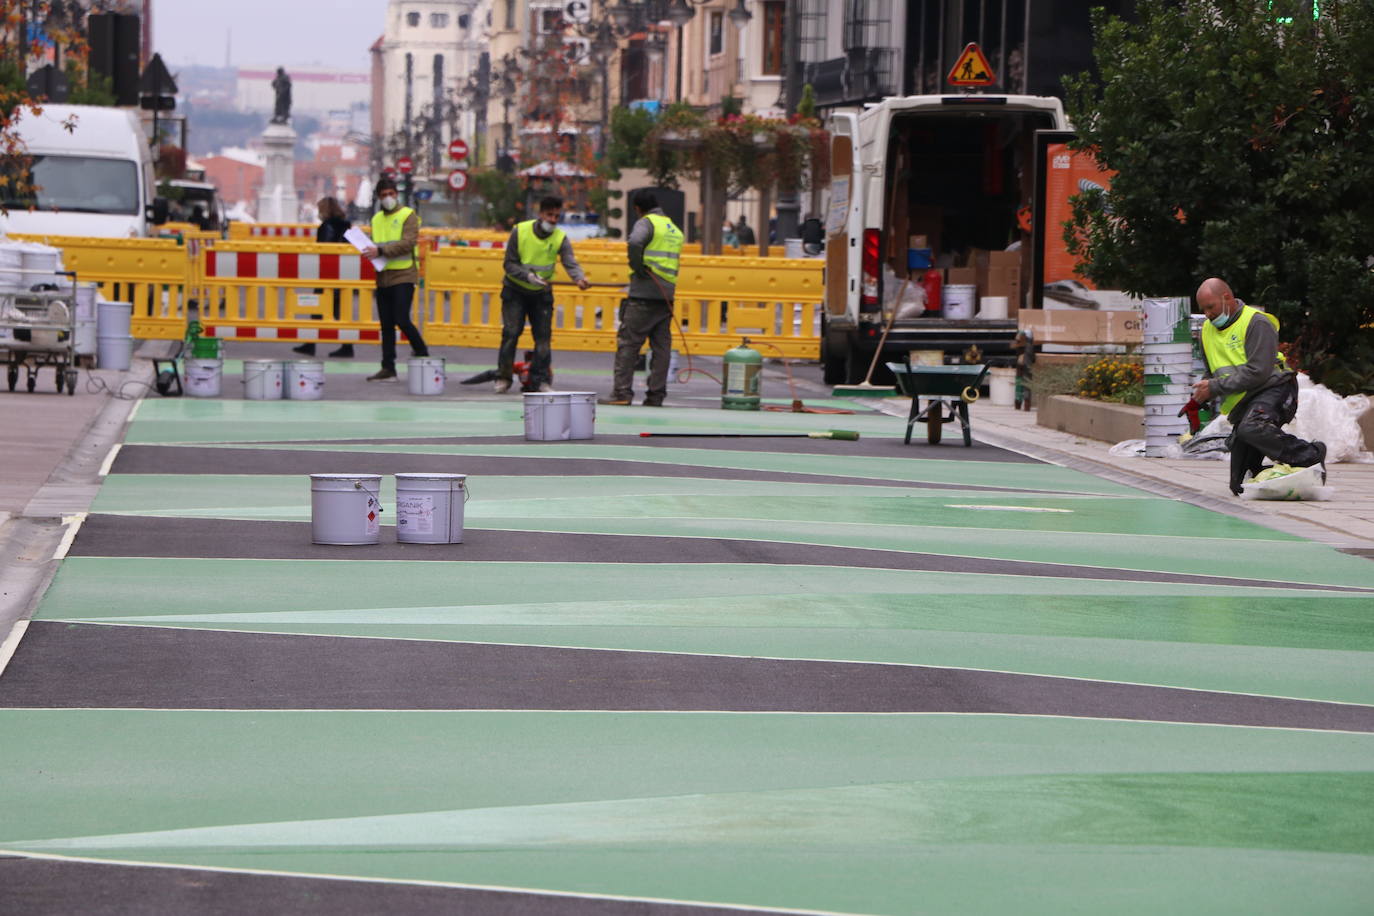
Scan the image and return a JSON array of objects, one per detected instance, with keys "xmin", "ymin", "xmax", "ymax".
[{"xmin": 1196, "ymin": 277, "xmax": 1238, "ymax": 326}]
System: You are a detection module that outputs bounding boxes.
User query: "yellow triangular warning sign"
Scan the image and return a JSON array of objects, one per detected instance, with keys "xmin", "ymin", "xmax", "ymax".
[{"xmin": 947, "ymin": 43, "xmax": 996, "ymax": 87}]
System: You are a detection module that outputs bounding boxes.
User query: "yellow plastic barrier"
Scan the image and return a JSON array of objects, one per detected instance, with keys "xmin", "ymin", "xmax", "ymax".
[{"xmin": 9, "ymin": 234, "xmax": 192, "ymax": 340}]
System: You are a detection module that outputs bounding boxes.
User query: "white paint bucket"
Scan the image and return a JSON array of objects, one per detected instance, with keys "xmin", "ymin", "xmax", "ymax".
[
  {"xmin": 979, "ymin": 296, "xmax": 1009, "ymax": 320},
  {"xmin": 0, "ymin": 244, "xmax": 22, "ymax": 288},
  {"xmin": 407, "ymin": 357, "xmax": 445, "ymax": 396},
  {"xmin": 97, "ymin": 335, "xmax": 133, "ymax": 370},
  {"xmin": 565, "ymin": 391, "xmax": 597, "ymax": 439},
  {"xmin": 783, "ymin": 238, "xmax": 804, "ymax": 258},
  {"xmin": 941, "ymin": 284, "xmax": 977, "ymax": 320},
  {"xmin": 74, "ymin": 317, "xmax": 96, "ymax": 356},
  {"xmin": 988, "ymin": 367, "xmax": 1015, "ymax": 406},
  {"xmin": 74, "ymin": 283, "xmax": 98, "ymax": 320},
  {"xmin": 395, "ymin": 473, "xmax": 468, "ymax": 544},
  {"xmin": 184, "ymin": 358, "xmax": 223, "ymax": 398},
  {"xmin": 19, "ymin": 243, "xmax": 62, "ymax": 288},
  {"xmin": 523, "ymin": 391, "xmax": 572, "ymax": 441},
  {"xmin": 310, "ymin": 474, "xmax": 383, "ymax": 545},
  {"xmin": 243, "ymin": 359, "xmax": 284, "ymax": 400},
  {"xmin": 97, "ymin": 300, "xmax": 132, "ymax": 338},
  {"xmin": 286, "ymin": 359, "xmax": 325, "ymax": 400}
]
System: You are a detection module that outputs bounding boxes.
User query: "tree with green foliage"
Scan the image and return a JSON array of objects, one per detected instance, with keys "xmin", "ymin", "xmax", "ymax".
[
  {"xmin": 1064, "ymin": 0, "xmax": 1374, "ymax": 392},
  {"xmin": 470, "ymin": 168, "xmax": 525, "ymax": 229}
]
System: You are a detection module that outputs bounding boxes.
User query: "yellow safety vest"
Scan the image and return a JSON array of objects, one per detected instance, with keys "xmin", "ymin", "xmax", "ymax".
[
  {"xmin": 636, "ymin": 213, "xmax": 683, "ymax": 284},
  {"xmin": 509, "ymin": 219, "xmax": 566, "ymax": 291},
  {"xmin": 1200, "ymin": 304, "xmax": 1286, "ymax": 414},
  {"xmin": 370, "ymin": 205, "xmax": 418, "ymax": 270}
]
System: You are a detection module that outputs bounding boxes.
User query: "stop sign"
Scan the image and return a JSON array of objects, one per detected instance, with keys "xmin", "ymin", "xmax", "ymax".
[
  {"xmin": 448, "ymin": 169, "xmax": 468, "ymax": 192},
  {"xmin": 448, "ymin": 138, "xmax": 468, "ymax": 161},
  {"xmin": 396, "ymin": 156, "xmax": 414, "ymax": 174}
]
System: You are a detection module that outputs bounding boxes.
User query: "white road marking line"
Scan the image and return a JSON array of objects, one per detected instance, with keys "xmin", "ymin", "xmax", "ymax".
[
  {"xmin": 51, "ymin": 514, "xmax": 88, "ymax": 560},
  {"xmin": 98, "ymin": 444, "xmax": 122, "ymax": 477},
  {"xmin": 945, "ymin": 504, "xmax": 1075, "ymax": 513},
  {"xmin": 0, "ymin": 619, "xmax": 30, "ymax": 679}
]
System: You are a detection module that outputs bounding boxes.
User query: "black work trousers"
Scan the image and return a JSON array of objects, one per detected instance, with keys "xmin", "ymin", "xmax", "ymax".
[
  {"xmin": 498, "ymin": 284, "xmax": 554, "ymax": 388},
  {"xmin": 611, "ymin": 297, "xmax": 673, "ymax": 403},
  {"xmin": 1227, "ymin": 376, "xmax": 1323, "ymax": 494},
  {"xmin": 375, "ymin": 282, "xmax": 427, "ymax": 370}
]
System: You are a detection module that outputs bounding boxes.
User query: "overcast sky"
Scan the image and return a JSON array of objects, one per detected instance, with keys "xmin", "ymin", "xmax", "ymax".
[{"xmin": 153, "ymin": 0, "xmax": 388, "ymax": 72}]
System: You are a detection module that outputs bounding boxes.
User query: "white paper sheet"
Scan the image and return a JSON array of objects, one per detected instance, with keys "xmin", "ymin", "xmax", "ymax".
[{"xmin": 344, "ymin": 226, "xmax": 388, "ymax": 272}]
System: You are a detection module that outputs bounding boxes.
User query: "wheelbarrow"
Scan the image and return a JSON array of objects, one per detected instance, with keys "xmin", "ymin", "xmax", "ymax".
[{"xmin": 885, "ymin": 361, "xmax": 990, "ymax": 446}]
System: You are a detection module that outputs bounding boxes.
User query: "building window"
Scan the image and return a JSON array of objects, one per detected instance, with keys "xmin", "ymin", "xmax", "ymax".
[
  {"xmin": 430, "ymin": 12, "xmax": 449, "ymax": 28},
  {"xmin": 709, "ymin": 12, "xmax": 723, "ymax": 55},
  {"xmin": 504, "ymin": 0, "xmax": 515, "ymax": 29},
  {"xmin": 762, "ymin": 1, "xmax": 784, "ymax": 75},
  {"xmin": 459, "ymin": 13, "xmax": 470, "ymax": 30},
  {"xmin": 406, "ymin": 11, "xmax": 420, "ymax": 26}
]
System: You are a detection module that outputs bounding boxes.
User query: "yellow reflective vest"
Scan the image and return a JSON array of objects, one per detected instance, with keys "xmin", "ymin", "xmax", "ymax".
[
  {"xmin": 370, "ymin": 205, "xmax": 418, "ymax": 270},
  {"xmin": 637, "ymin": 213, "xmax": 683, "ymax": 284},
  {"xmin": 508, "ymin": 219, "xmax": 566, "ymax": 291},
  {"xmin": 1200, "ymin": 304, "xmax": 1286, "ymax": 414}
]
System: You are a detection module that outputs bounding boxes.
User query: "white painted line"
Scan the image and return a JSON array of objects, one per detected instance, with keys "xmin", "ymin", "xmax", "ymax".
[
  {"xmin": 98, "ymin": 443, "xmax": 122, "ymax": 477},
  {"xmin": 51, "ymin": 514, "xmax": 87, "ymax": 560},
  {"xmin": 945, "ymin": 504, "xmax": 1074, "ymax": 513},
  {"xmin": 0, "ymin": 619, "xmax": 30, "ymax": 679},
  {"xmin": 125, "ymin": 400, "xmax": 142, "ymax": 423}
]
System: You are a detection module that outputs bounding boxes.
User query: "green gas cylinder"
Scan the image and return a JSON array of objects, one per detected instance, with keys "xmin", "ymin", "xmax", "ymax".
[{"xmin": 721, "ymin": 338, "xmax": 762, "ymax": 410}]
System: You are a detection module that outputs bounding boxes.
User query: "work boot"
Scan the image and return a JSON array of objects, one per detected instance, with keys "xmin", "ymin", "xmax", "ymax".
[
  {"xmin": 327, "ymin": 345, "xmax": 354, "ymax": 358},
  {"xmin": 367, "ymin": 368, "xmax": 397, "ymax": 381},
  {"xmin": 598, "ymin": 395, "xmax": 632, "ymax": 406},
  {"xmin": 493, "ymin": 378, "xmax": 511, "ymax": 393},
  {"xmin": 642, "ymin": 396, "xmax": 663, "ymax": 407},
  {"xmin": 292, "ymin": 342, "xmax": 316, "ymax": 355}
]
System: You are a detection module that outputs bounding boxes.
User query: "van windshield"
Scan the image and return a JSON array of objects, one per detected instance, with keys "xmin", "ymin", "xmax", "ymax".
[{"xmin": 2, "ymin": 155, "xmax": 139, "ymax": 215}]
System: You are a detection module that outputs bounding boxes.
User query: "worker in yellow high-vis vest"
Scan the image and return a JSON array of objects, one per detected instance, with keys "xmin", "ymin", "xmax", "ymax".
[
  {"xmin": 600, "ymin": 189, "xmax": 682, "ymax": 407},
  {"xmin": 496, "ymin": 195, "xmax": 590, "ymax": 393},
  {"xmin": 1192, "ymin": 277, "xmax": 1326, "ymax": 495},
  {"xmin": 360, "ymin": 176, "xmax": 429, "ymax": 381}
]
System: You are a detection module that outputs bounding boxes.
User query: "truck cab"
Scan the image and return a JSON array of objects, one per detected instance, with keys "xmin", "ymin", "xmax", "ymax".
[{"xmin": 822, "ymin": 94, "xmax": 1069, "ymax": 384}]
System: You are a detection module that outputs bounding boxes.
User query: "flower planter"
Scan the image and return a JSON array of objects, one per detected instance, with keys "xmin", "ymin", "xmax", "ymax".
[{"xmin": 1037, "ymin": 395, "xmax": 1144, "ymax": 443}]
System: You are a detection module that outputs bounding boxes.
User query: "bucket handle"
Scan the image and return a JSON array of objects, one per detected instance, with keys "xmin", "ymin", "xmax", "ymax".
[
  {"xmin": 460, "ymin": 481, "xmax": 472, "ymax": 504},
  {"xmin": 355, "ymin": 479, "xmax": 384, "ymax": 515}
]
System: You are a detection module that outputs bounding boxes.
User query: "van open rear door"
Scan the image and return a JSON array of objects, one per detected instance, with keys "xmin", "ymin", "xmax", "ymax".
[{"xmin": 824, "ymin": 112, "xmax": 860, "ymax": 319}]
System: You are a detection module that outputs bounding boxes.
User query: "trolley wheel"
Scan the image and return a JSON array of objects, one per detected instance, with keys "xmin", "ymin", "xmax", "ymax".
[
  {"xmin": 26, "ymin": 373, "xmax": 36, "ymax": 392},
  {"xmin": 55, "ymin": 369, "xmax": 64, "ymax": 393},
  {"xmin": 926, "ymin": 407, "xmax": 943, "ymax": 445},
  {"xmin": 65, "ymin": 368, "xmax": 78, "ymax": 395},
  {"xmin": 6, "ymin": 366, "xmax": 16, "ymax": 391}
]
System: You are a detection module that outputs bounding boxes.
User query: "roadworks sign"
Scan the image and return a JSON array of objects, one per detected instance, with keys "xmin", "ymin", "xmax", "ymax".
[{"xmin": 947, "ymin": 43, "xmax": 996, "ymax": 87}]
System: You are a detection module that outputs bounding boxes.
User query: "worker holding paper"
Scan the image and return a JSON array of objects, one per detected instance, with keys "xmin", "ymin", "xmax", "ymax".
[{"xmin": 359, "ymin": 176, "xmax": 429, "ymax": 381}]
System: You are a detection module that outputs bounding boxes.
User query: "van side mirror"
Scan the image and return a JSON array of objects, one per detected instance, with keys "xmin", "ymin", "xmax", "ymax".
[{"xmin": 149, "ymin": 197, "xmax": 170, "ymax": 224}]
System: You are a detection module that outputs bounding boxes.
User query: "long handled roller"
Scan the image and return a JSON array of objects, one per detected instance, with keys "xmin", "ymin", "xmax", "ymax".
[{"xmin": 638, "ymin": 430, "xmax": 860, "ymax": 440}]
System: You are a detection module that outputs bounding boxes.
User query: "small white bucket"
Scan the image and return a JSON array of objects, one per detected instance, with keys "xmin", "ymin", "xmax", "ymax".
[
  {"xmin": 286, "ymin": 359, "xmax": 325, "ymax": 400},
  {"xmin": 565, "ymin": 391, "xmax": 597, "ymax": 439},
  {"xmin": 0, "ymin": 244, "xmax": 22, "ymax": 288},
  {"xmin": 97, "ymin": 335, "xmax": 133, "ymax": 370},
  {"xmin": 523, "ymin": 391, "xmax": 572, "ymax": 441},
  {"xmin": 74, "ymin": 283, "xmax": 98, "ymax": 320},
  {"xmin": 97, "ymin": 300, "xmax": 132, "ymax": 338},
  {"xmin": 184, "ymin": 357, "xmax": 223, "ymax": 398},
  {"xmin": 979, "ymin": 296, "xmax": 1009, "ymax": 320},
  {"xmin": 988, "ymin": 367, "xmax": 1015, "ymax": 406},
  {"xmin": 74, "ymin": 317, "xmax": 96, "ymax": 356},
  {"xmin": 407, "ymin": 357, "xmax": 445, "ymax": 396},
  {"xmin": 310, "ymin": 474, "xmax": 383, "ymax": 545},
  {"xmin": 20, "ymin": 243, "xmax": 63, "ymax": 288},
  {"xmin": 243, "ymin": 359, "xmax": 284, "ymax": 400},
  {"xmin": 395, "ymin": 472, "xmax": 468, "ymax": 544},
  {"xmin": 942, "ymin": 284, "xmax": 977, "ymax": 320}
]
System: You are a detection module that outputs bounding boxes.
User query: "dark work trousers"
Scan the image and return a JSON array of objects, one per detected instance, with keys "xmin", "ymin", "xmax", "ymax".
[
  {"xmin": 375, "ymin": 282, "xmax": 427, "ymax": 371},
  {"xmin": 1226, "ymin": 376, "xmax": 1322, "ymax": 494},
  {"xmin": 612, "ymin": 297, "xmax": 673, "ymax": 403},
  {"xmin": 498, "ymin": 284, "xmax": 554, "ymax": 388}
]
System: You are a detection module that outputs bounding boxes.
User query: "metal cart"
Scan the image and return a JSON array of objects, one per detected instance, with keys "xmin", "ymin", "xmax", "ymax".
[
  {"xmin": 0, "ymin": 272, "xmax": 80, "ymax": 395},
  {"xmin": 886, "ymin": 361, "xmax": 990, "ymax": 446}
]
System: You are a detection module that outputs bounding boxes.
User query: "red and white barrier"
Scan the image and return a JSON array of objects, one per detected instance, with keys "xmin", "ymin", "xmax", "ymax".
[
  {"xmin": 201, "ymin": 325, "xmax": 381, "ymax": 341},
  {"xmin": 205, "ymin": 251, "xmax": 376, "ymax": 281},
  {"xmin": 249, "ymin": 225, "xmax": 317, "ymax": 237}
]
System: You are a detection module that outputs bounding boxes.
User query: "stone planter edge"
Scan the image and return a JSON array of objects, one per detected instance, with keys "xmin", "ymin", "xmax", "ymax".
[{"xmin": 1037, "ymin": 395, "xmax": 1145, "ymax": 443}]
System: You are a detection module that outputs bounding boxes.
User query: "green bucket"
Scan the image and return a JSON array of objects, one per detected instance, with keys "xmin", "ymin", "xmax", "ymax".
[{"xmin": 190, "ymin": 336, "xmax": 221, "ymax": 358}]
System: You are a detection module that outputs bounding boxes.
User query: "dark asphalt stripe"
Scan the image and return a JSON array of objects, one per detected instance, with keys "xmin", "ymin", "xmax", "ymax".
[
  {"xmin": 0, "ymin": 855, "xmax": 776, "ymax": 916},
  {"xmin": 68, "ymin": 515, "xmax": 1374, "ymax": 593},
  {"xmin": 111, "ymin": 445, "xmax": 1062, "ymax": 494},
  {"xmin": 212, "ymin": 433, "xmax": 1038, "ymax": 462},
  {"xmin": 2, "ymin": 623, "xmax": 1370, "ymax": 731}
]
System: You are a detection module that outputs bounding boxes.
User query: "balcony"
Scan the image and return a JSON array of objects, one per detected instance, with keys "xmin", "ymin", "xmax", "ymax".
[{"xmin": 805, "ymin": 47, "xmax": 898, "ymax": 108}]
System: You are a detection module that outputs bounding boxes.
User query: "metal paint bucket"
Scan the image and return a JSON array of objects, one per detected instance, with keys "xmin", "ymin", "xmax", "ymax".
[
  {"xmin": 395, "ymin": 472, "xmax": 468, "ymax": 544},
  {"xmin": 96, "ymin": 300, "xmax": 132, "ymax": 338},
  {"xmin": 184, "ymin": 358, "xmax": 223, "ymax": 398},
  {"xmin": 941, "ymin": 284, "xmax": 977, "ymax": 320},
  {"xmin": 96, "ymin": 334, "xmax": 133, "ymax": 370},
  {"xmin": 565, "ymin": 391, "xmax": 596, "ymax": 439},
  {"xmin": 243, "ymin": 359, "xmax": 284, "ymax": 400},
  {"xmin": 407, "ymin": 357, "xmax": 445, "ymax": 396},
  {"xmin": 523, "ymin": 391, "xmax": 571, "ymax": 441},
  {"xmin": 286, "ymin": 359, "xmax": 325, "ymax": 400},
  {"xmin": 310, "ymin": 474, "xmax": 383, "ymax": 545},
  {"xmin": 73, "ymin": 317, "xmax": 96, "ymax": 356}
]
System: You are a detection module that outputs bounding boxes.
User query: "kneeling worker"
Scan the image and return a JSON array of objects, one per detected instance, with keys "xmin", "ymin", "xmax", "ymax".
[
  {"xmin": 1192, "ymin": 277, "xmax": 1325, "ymax": 495},
  {"xmin": 496, "ymin": 196, "xmax": 590, "ymax": 393}
]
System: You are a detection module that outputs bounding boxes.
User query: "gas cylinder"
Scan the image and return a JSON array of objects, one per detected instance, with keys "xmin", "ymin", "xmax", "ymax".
[
  {"xmin": 721, "ymin": 338, "xmax": 762, "ymax": 410},
  {"xmin": 920, "ymin": 269, "xmax": 942, "ymax": 316}
]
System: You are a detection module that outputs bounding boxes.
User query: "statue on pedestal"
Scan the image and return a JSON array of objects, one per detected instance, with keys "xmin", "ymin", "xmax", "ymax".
[{"xmin": 271, "ymin": 67, "xmax": 292, "ymax": 124}]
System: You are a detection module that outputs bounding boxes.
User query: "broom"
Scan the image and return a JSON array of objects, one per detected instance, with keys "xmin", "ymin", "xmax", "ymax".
[{"xmin": 831, "ymin": 276, "xmax": 908, "ymax": 398}]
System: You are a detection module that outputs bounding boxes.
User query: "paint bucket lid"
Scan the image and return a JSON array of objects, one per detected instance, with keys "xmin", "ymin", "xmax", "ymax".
[
  {"xmin": 310, "ymin": 473, "xmax": 381, "ymax": 480},
  {"xmin": 395, "ymin": 472, "xmax": 466, "ymax": 481},
  {"xmin": 290, "ymin": 359, "xmax": 324, "ymax": 366}
]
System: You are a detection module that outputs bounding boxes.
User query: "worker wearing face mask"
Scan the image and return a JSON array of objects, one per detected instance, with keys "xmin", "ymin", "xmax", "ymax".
[
  {"xmin": 360, "ymin": 176, "xmax": 429, "ymax": 381},
  {"xmin": 494, "ymin": 195, "xmax": 590, "ymax": 393},
  {"xmin": 1193, "ymin": 276, "xmax": 1326, "ymax": 495}
]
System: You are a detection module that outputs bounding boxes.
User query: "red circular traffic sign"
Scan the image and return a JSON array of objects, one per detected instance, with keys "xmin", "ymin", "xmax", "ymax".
[
  {"xmin": 381, "ymin": 167, "xmax": 398, "ymax": 180},
  {"xmin": 396, "ymin": 156, "xmax": 414, "ymax": 174},
  {"xmin": 448, "ymin": 138, "xmax": 468, "ymax": 161},
  {"xmin": 448, "ymin": 169, "xmax": 469, "ymax": 192}
]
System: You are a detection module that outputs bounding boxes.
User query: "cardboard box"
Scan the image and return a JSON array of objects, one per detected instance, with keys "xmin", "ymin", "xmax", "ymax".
[
  {"xmin": 906, "ymin": 206, "xmax": 943, "ymax": 258},
  {"xmin": 984, "ymin": 249, "xmax": 1022, "ymax": 315},
  {"xmin": 946, "ymin": 267, "xmax": 977, "ymax": 286},
  {"xmin": 1017, "ymin": 308, "xmax": 1143, "ymax": 345},
  {"xmin": 908, "ymin": 234, "xmax": 929, "ymax": 249}
]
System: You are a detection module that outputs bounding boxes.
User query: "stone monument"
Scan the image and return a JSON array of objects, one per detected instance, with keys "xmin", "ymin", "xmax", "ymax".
[{"xmin": 255, "ymin": 68, "xmax": 299, "ymax": 222}]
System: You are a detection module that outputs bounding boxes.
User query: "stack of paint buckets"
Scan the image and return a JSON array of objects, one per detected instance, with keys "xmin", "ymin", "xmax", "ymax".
[
  {"xmin": 1141, "ymin": 297, "xmax": 1193, "ymax": 457},
  {"xmin": 523, "ymin": 391, "xmax": 596, "ymax": 441},
  {"xmin": 309, "ymin": 473, "xmax": 468, "ymax": 545},
  {"xmin": 96, "ymin": 300, "xmax": 134, "ymax": 371}
]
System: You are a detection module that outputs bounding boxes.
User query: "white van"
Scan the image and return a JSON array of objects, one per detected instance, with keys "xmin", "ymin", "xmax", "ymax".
[
  {"xmin": 822, "ymin": 94, "xmax": 1069, "ymax": 383},
  {"xmin": 1, "ymin": 104, "xmax": 166, "ymax": 238}
]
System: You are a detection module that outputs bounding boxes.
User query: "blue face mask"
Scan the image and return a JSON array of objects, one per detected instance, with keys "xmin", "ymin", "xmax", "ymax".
[{"xmin": 1210, "ymin": 305, "xmax": 1234, "ymax": 329}]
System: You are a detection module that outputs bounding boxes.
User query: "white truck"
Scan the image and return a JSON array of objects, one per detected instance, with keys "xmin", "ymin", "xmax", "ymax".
[
  {"xmin": 1, "ymin": 104, "xmax": 168, "ymax": 238},
  {"xmin": 821, "ymin": 94, "xmax": 1070, "ymax": 384}
]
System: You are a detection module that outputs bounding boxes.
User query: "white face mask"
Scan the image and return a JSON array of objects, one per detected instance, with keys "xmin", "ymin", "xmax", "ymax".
[
  {"xmin": 538, "ymin": 219, "xmax": 556, "ymax": 233},
  {"xmin": 380, "ymin": 195, "xmax": 398, "ymax": 211}
]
